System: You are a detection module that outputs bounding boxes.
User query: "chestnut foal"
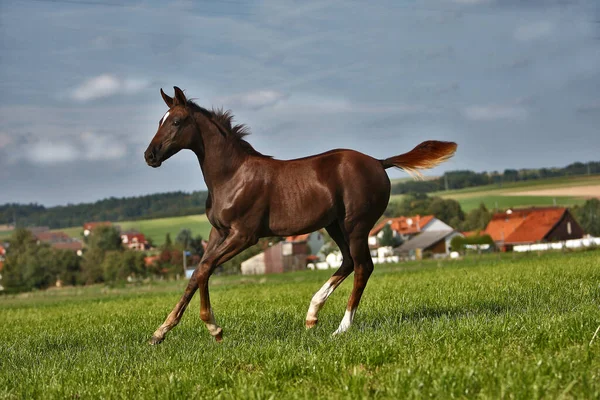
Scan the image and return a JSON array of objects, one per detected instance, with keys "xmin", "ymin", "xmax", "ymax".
[{"xmin": 144, "ymin": 87, "xmax": 457, "ymax": 344}]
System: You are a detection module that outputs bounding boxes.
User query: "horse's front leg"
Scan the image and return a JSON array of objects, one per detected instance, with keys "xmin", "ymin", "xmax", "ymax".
[
  {"xmin": 148, "ymin": 228, "xmax": 222, "ymax": 345},
  {"xmin": 196, "ymin": 229, "xmax": 255, "ymax": 341}
]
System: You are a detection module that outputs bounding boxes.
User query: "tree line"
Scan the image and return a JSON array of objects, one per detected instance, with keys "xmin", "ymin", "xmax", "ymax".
[
  {"xmin": 1, "ymin": 161, "xmax": 597, "ymax": 229},
  {"xmin": 1, "ymin": 226, "xmax": 206, "ymax": 293},
  {"xmin": 3, "ymin": 198, "xmax": 598, "ymax": 293},
  {"xmin": 391, "ymin": 161, "xmax": 600, "ymax": 195},
  {"xmin": 0, "ymin": 191, "xmax": 209, "ymax": 229}
]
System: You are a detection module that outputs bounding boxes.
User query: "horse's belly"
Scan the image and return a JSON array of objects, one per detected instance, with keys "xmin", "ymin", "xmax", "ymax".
[{"xmin": 267, "ymin": 186, "xmax": 335, "ymax": 236}]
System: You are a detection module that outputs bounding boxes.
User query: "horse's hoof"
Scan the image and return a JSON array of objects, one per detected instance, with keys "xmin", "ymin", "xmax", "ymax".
[
  {"xmin": 305, "ymin": 319, "xmax": 318, "ymax": 329},
  {"xmin": 148, "ymin": 335, "xmax": 164, "ymax": 345},
  {"xmin": 214, "ymin": 331, "xmax": 223, "ymax": 342}
]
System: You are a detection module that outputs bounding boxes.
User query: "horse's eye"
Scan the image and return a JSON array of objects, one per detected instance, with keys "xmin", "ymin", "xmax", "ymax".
[{"xmin": 173, "ymin": 119, "xmax": 180, "ymax": 126}]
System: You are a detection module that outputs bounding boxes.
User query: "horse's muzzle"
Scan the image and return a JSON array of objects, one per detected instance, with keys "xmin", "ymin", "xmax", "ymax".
[{"xmin": 144, "ymin": 149, "xmax": 162, "ymax": 168}]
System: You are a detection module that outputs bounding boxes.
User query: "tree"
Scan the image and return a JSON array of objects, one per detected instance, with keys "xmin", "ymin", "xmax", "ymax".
[
  {"xmin": 80, "ymin": 247, "xmax": 105, "ymax": 284},
  {"xmin": 176, "ymin": 229, "xmax": 193, "ymax": 249},
  {"xmin": 428, "ymin": 197, "xmax": 465, "ymax": 228},
  {"xmin": 189, "ymin": 235, "xmax": 205, "ymax": 259},
  {"xmin": 3, "ymin": 229, "xmax": 56, "ymax": 292},
  {"xmin": 81, "ymin": 225, "xmax": 123, "ymax": 284},
  {"xmin": 86, "ymin": 225, "xmax": 122, "ymax": 251},
  {"xmin": 379, "ymin": 224, "xmax": 395, "ymax": 247},
  {"xmin": 52, "ymin": 249, "xmax": 82, "ymax": 286},
  {"xmin": 463, "ymin": 203, "xmax": 492, "ymax": 232},
  {"xmin": 102, "ymin": 250, "xmax": 146, "ymax": 282},
  {"xmin": 575, "ymin": 199, "xmax": 600, "ymax": 236},
  {"xmin": 164, "ymin": 233, "xmax": 173, "ymax": 249}
]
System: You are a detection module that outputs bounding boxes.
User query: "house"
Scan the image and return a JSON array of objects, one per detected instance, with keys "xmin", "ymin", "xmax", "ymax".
[
  {"xmin": 368, "ymin": 214, "xmax": 453, "ymax": 248},
  {"xmin": 83, "ymin": 221, "xmax": 113, "ymax": 237},
  {"xmin": 33, "ymin": 230, "xmax": 84, "ymax": 255},
  {"xmin": 484, "ymin": 207, "xmax": 584, "ymax": 251},
  {"xmin": 241, "ymin": 241, "xmax": 308, "ymax": 275},
  {"xmin": 397, "ymin": 230, "xmax": 464, "ymax": 259},
  {"xmin": 285, "ymin": 231, "xmax": 325, "ymax": 255},
  {"xmin": 120, "ymin": 231, "xmax": 149, "ymax": 251}
]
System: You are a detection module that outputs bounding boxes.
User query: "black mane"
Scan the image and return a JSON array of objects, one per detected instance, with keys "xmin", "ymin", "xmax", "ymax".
[{"xmin": 187, "ymin": 100, "xmax": 271, "ymax": 158}]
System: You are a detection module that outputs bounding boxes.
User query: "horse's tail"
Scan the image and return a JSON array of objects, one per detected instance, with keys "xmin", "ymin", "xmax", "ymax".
[{"xmin": 380, "ymin": 140, "xmax": 457, "ymax": 179}]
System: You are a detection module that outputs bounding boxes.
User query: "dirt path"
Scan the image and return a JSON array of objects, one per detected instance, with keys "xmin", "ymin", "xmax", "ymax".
[{"xmin": 506, "ymin": 185, "xmax": 600, "ymax": 198}]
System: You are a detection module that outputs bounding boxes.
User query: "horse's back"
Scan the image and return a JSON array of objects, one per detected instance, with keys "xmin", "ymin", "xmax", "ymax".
[{"xmin": 263, "ymin": 149, "xmax": 390, "ymax": 236}]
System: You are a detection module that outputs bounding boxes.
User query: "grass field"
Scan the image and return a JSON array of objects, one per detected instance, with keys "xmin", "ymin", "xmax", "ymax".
[
  {"xmin": 390, "ymin": 174, "xmax": 600, "ymax": 212},
  {"xmin": 1, "ymin": 215, "xmax": 213, "ymax": 246},
  {"xmin": 1, "ymin": 251, "xmax": 599, "ymax": 398}
]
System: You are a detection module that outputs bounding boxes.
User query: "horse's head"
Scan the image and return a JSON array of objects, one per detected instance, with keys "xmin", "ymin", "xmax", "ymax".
[{"xmin": 144, "ymin": 86, "xmax": 197, "ymax": 168}]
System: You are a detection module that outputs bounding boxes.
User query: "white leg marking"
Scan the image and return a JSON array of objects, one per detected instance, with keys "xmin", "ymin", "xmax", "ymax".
[
  {"xmin": 332, "ymin": 308, "xmax": 356, "ymax": 336},
  {"xmin": 204, "ymin": 308, "xmax": 222, "ymax": 336},
  {"xmin": 306, "ymin": 282, "xmax": 335, "ymax": 322}
]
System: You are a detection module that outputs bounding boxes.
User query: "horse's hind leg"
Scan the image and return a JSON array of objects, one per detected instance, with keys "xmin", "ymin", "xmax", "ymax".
[
  {"xmin": 305, "ymin": 222, "xmax": 354, "ymax": 328},
  {"xmin": 333, "ymin": 231, "xmax": 374, "ymax": 335}
]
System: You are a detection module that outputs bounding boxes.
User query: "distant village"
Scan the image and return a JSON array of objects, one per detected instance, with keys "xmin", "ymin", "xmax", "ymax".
[{"xmin": 1, "ymin": 205, "xmax": 598, "ymax": 291}]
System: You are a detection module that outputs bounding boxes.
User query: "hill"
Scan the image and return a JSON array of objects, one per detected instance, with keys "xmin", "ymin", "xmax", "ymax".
[
  {"xmin": 391, "ymin": 174, "xmax": 599, "ymax": 212},
  {"xmin": 2, "ymin": 174, "xmax": 598, "ymax": 246}
]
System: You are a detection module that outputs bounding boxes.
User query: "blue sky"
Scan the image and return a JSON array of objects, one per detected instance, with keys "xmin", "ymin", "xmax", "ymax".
[{"xmin": 0, "ymin": 0, "xmax": 599, "ymax": 206}]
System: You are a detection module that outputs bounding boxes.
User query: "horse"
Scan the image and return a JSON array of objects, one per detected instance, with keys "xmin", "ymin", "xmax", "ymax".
[{"xmin": 144, "ymin": 86, "xmax": 457, "ymax": 344}]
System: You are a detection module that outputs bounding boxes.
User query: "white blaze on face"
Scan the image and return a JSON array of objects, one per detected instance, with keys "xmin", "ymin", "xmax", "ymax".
[
  {"xmin": 160, "ymin": 111, "xmax": 170, "ymax": 127},
  {"xmin": 332, "ymin": 308, "xmax": 356, "ymax": 336}
]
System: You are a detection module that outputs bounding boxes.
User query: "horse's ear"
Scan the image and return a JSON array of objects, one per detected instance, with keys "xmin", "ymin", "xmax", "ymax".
[
  {"xmin": 160, "ymin": 88, "xmax": 174, "ymax": 108},
  {"xmin": 173, "ymin": 86, "xmax": 187, "ymax": 106}
]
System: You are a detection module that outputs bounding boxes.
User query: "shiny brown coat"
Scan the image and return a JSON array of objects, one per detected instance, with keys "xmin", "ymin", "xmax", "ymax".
[{"xmin": 144, "ymin": 87, "xmax": 457, "ymax": 343}]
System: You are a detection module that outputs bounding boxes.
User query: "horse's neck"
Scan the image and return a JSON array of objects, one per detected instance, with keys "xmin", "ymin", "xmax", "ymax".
[{"xmin": 191, "ymin": 113, "xmax": 248, "ymax": 192}]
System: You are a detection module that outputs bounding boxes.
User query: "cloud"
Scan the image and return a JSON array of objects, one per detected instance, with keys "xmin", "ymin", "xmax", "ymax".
[
  {"xmin": 70, "ymin": 74, "xmax": 149, "ymax": 102},
  {"xmin": 514, "ymin": 21, "xmax": 554, "ymax": 41},
  {"xmin": 0, "ymin": 133, "xmax": 11, "ymax": 149},
  {"xmin": 5, "ymin": 131, "xmax": 128, "ymax": 165},
  {"xmin": 451, "ymin": 0, "xmax": 490, "ymax": 5},
  {"xmin": 215, "ymin": 90, "xmax": 289, "ymax": 110},
  {"xmin": 576, "ymin": 102, "xmax": 600, "ymax": 114},
  {"xmin": 463, "ymin": 105, "xmax": 528, "ymax": 121},
  {"xmin": 25, "ymin": 141, "xmax": 79, "ymax": 164},
  {"xmin": 80, "ymin": 131, "xmax": 127, "ymax": 161}
]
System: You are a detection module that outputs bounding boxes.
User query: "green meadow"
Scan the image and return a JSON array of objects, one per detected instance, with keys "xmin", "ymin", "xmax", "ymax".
[
  {"xmin": 1, "ymin": 251, "xmax": 599, "ymax": 399},
  {"xmin": 49, "ymin": 214, "xmax": 213, "ymax": 246},
  {"xmin": 390, "ymin": 174, "xmax": 599, "ymax": 212}
]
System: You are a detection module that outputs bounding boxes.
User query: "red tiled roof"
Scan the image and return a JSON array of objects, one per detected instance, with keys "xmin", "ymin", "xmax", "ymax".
[
  {"xmin": 121, "ymin": 232, "xmax": 147, "ymax": 243},
  {"xmin": 484, "ymin": 207, "xmax": 567, "ymax": 244},
  {"xmin": 83, "ymin": 221, "xmax": 112, "ymax": 231},
  {"xmin": 34, "ymin": 231, "xmax": 72, "ymax": 243},
  {"xmin": 144, "ymin": 255, "xmax": 159, "ymax": 267},
  {"xmin": 369, "ymin": 215, "xmax": 435, "ymax": 236},
  {"xmin": 52, "ymin": 241, "xmax": 84, "ymax": 251},
  {"xmin": 285, "ymin": 233, "xmax": 311, "ymax": 243}
]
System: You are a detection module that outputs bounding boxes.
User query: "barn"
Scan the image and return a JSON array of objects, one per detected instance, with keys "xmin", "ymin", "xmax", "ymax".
[{"xmin": 484, "ymin": 207, "xmax": 584, "ymax": 251}]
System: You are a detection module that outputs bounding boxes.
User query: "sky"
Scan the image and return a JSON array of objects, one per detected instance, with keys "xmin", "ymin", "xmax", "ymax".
[{"xmin": 0, "ymin": 0, "xmax": 599, "ymax": 206}]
